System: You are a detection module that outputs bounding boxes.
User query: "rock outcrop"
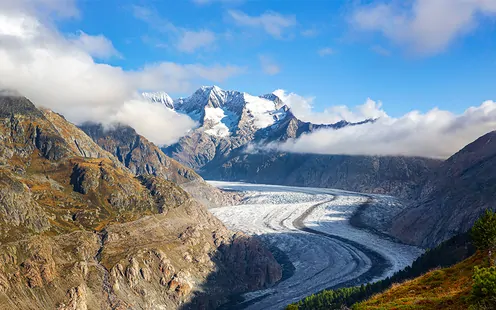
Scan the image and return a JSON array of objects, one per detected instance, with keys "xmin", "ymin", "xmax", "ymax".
[
  {"xmin": 79, "ymin": 123, "xmax": 240, "ymax": 207},
  {"xmin": 0, "ymin": 94, "xmax": 281, "ymax": 309}
]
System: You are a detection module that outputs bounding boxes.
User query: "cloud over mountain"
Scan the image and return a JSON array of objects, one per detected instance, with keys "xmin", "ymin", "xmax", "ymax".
[
  {"xmin": 274, "ymin": 95, "xmax": 496, "ymax": 158},
  {"xmin": 0, "ymin": 0, "xmax": 241, "ymax": 145}
]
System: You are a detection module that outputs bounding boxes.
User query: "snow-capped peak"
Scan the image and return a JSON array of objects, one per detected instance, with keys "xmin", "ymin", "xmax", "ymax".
[
  {"xmin": 142, "ymin": 92, "xmax": 174, "ymax": 109},
  {"xmin": 259, "ymin": 93, "xmax": 285, "ymax": 109},
  {"xmin": 142, "ymin": 86, "xmax": 290, "ymax": 138},
  {"xmin": 176, "ymin": 85, "xmax": 246, "ymax": 114}
]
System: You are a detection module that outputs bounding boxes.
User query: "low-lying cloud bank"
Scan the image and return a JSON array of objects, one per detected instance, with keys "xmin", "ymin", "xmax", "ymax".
[
  {"xmin": 0, "ymin": 0, "xmax": 241, "ymax": 145},
  {"xmin": 272, "ymin": 90, "xmax": 496, "ymax": 159}
]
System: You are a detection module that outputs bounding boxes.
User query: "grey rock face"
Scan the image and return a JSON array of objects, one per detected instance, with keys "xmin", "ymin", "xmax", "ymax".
[
  {"xmin": 0, "ymin": 95, "xmax": 43, "ymax": 118},
  {"xmin": 390, "ymin": 131, "xmax": 496, "ymax": 248},
  {"xmin": 202, "ymin": 151, "xmax": 439, "ymax": 200},
  {"xmin": 80, "ymin": 123, "xmax": 199, "ymax": 184},
  {"xmin": 79, "ymin": 123, "xmax": 240, "ymax": 207}
]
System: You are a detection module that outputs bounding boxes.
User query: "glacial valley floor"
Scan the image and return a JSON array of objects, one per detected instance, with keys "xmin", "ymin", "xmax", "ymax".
[{"xmin": 208, "ymin": 181, "xmax": 423, "ymax": 310}]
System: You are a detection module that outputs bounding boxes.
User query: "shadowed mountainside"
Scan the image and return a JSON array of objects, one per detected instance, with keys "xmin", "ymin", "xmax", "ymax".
[{"xmin": 391, "ymin": 131, "xmax": 496, "ymax": 248}]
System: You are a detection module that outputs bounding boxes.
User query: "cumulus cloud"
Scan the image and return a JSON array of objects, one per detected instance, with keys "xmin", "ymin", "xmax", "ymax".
[
  {"xmin": 111, "ymin": 100, "xmax": 196, "ymax": 145},
  {"xmin": 0, "ymin": 1, "xmax": 243, "ymax": 145},
  {"xmin": 1, "ymin": 0, "xmax": 79, "ymax": 18},
  {"xmin": 228, "ymin": 10, "xmax": 296, "ymax": 38},
  {"xmin": 259, "ymin": 55, "xmax": 280, "ymax": 75},
  {"xmin": 272, "ymin": 93, "xmax": 496, "ymax": 158},
  {"xmin": 273, "ymin": 90, "xmax": 387, "ymax": 124},
  {"xmin": 70, "ymin": 31, "xmax": 122, "ymax": 59},
  {"xmin": 350, "ymin": 0, "xmax": 496, "ymax": 55}
]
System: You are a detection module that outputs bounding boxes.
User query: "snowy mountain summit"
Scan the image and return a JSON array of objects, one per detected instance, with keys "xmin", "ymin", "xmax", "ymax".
[
  {"xmin": 141, "ymin": 91, "xmax": 175, "ymax": 109},
  {"xmin": 143, "ymin": 85, "xmax": 376, "ymax": 173},
  {"xmin": 143, "ymin": 86, "xmax": 289, "ymax": 138}
]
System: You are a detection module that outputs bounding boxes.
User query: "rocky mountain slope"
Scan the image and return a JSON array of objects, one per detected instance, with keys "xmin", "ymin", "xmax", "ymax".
[
  {"xmin": 390, "ymin": 131, "xmax": 496, "ymax": 248},
  {"xmin": 0, "ymin": 94, "xmax": 281, "ymax": 309},
  {"xmin": 79, "ymin": 123, "xmax": 239, "ymax": 208},
  {"xmin": 150, "ymin": 86, "xmax": 440, "ymax": 199},
  {"xmin": 201, "ymin": 151, "xmax": 439, "ymax": 200}
]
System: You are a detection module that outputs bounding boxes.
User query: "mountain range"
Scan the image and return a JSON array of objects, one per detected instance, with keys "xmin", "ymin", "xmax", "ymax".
[
  {"xmin": 146, "ymin": 86, "xmax": 435, "ymax": 201},
  {"xmin": 147, "ymin": 85, "xmax": 496, "ymax": 249},
  {"xmin": 1, "ymin": 86, "xmax": 495, "ymax": 309}
]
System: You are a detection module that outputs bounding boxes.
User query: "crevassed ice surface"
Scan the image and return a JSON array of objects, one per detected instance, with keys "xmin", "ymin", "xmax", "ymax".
[{"xmin": 208, "ymin": 181, "xmax": 423, "ymax": 310}]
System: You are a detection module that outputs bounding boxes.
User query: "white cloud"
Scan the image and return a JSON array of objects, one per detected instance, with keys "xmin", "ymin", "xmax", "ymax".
[
  {"xmin": 0, "ymin": 2, "xmax": 244, "ymax": 145},
  {"xmin": 273, "ymin": 90, "xmax": 387, "ymax": 124},
  {"xmin": 132, "ymin": 5, "xmax": 217, "ymax": 53},
  {"xmin": 1, "ymin": 0, "xmax": 79, "ymax": 18},
  {"xmin": 370, "ymin": 45, "xmax": 391, "ymax": 56},
  {"xmin": 228, "ymin": 10, "xmax": 296, "ymax": 38},
  {"xmin": 176, "ymin": 29, "xmax": 216, "ymax": 53},
  {"xmin": 111, "ymin": 100, "xmax": 195, "ymax": 145},
  {"xmin": 70, "ymin": 31, "xmax": 121, "ymax": 59},
  {"xmin": 318, "ymin": 47, "xmax": 334, "ymax": 56},
  {"xmin": 259, "ymin": 55, "xmax": 280, "ymax": 75},
  {"xmin": 350, "ymin": 0, "xmax": 496, "ymax": 55},
  {"xmin": 271, "ymin": 93, "xmax": 496, "ymax": 158}
]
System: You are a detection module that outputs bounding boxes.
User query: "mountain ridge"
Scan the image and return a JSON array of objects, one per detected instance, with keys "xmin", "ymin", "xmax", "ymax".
[
  {"xmin": 390, "ymin": 130, "xmax": 496, "ymax": 248},
  {"xmin": 0, "ymin": 94, "xmax": 282, "ymax": 309},
  {"xmin": 142, "ymin": 86, "xmax": 440, "ymax": 202},
  {"xmin": 79, "ymin": 122, "xmax": 240, "ymax": 207}
]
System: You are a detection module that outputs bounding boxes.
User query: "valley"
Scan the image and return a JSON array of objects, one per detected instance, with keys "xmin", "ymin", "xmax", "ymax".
[{"xmin": 209, "ymin": 182, "xmax": 423, "ymax": 310}]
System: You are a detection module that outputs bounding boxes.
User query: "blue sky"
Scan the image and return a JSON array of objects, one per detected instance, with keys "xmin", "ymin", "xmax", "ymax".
[
  {"xmin": 54, "ymin": 0, "xmax": 496, "ymax": 117},
  {"xmin": 2, "ymin": 0, "xmax": 496, "ymax": 154}
]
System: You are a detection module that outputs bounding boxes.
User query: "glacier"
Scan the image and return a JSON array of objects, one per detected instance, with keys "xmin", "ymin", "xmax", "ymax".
[{"xmin": 208, "ymin": 181, "xmax": 423, "ymax": 310}]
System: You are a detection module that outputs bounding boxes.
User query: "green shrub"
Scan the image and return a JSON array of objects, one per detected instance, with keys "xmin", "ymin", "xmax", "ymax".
[{"xmin": 472, "ymin": 266, "xmax": 496, "ymax": 307}]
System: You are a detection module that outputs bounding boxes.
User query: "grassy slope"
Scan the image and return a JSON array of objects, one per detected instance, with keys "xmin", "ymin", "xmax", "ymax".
[
  {"xmin": 354, "ymin": 253, "xmax": 486, "ymax": 310},
  {"xmin": 287, "ymin": 233, "xmax": 475, "ymax": 310}
]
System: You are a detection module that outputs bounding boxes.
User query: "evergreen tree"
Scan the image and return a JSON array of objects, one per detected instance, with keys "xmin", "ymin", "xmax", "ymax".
[{"xmin": 471, "ymin": 209, "xmax": 496, "ymax": 264}]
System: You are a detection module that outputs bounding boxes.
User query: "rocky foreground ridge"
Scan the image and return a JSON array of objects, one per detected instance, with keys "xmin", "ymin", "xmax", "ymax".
[{"xmin": 0, "ymin": 95, "xmax": 281, "ymax": 309}]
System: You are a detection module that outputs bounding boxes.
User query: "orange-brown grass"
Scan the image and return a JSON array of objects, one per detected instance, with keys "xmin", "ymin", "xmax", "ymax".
[{"xmin": 354, "ymin": 253, "xmax": 486, "ymax": 310}]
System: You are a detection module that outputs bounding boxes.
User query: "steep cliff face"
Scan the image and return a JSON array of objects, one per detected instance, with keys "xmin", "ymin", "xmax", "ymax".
[
  {"xmin": 0, "ymin": 95, "xmax": 281, "ymax": 309},
  {"xmin": 79, "ymin": 123, "xmax": 239, "ymax": 207},
  {"xmin": 201, "ymin": 150, "xmax": 440, "ymax": 200},
  {"xmin": 390, "ymin": 131, "xmax": 496, "ymax": 248}
]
